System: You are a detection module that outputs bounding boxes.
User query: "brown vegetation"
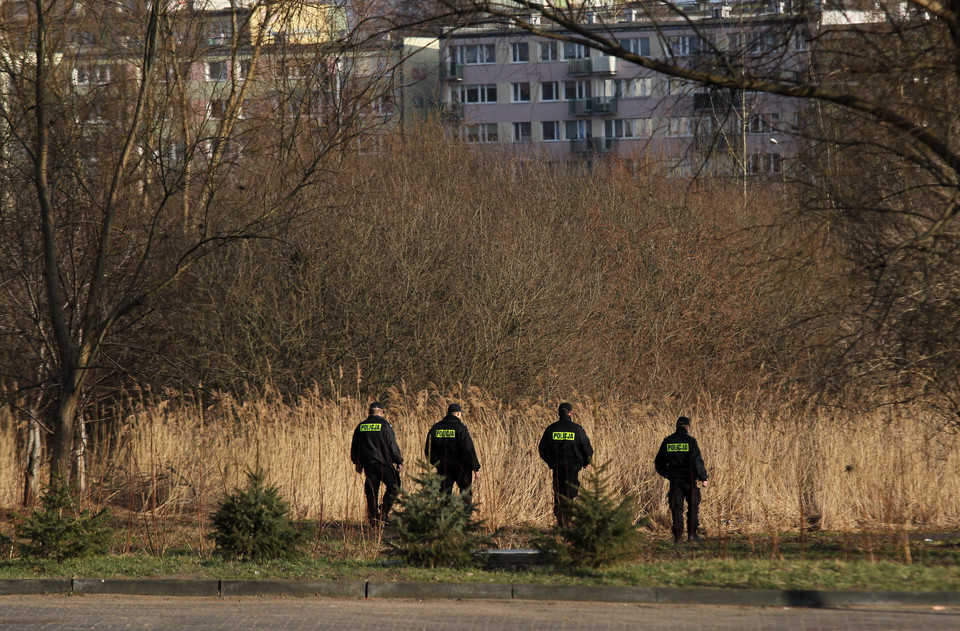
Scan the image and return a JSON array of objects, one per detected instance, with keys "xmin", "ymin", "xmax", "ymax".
[{"xmin": 3, "ymin": 388, "xmax": 958, "ymax": 539}]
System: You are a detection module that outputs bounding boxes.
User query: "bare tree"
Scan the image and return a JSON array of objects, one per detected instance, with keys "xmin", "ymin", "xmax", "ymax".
[
  {"xmin": 404, "ymin": 1, "xmax": 960, "ymax": 424},
  {"xmin": 0, "ymin": 0, "xmax": 408, "ymax": 495}
]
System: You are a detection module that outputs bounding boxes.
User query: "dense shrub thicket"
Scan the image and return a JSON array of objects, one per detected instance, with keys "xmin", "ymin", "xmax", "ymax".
[{"xmin": 144, "ymin": 132, "xmax": 825, "ymax": 404}]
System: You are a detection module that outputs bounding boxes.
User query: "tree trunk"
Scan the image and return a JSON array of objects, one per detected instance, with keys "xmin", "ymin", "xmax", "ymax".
[
  {"xmin": 49, "ymin": 382, "xmax": 80, "ymax": 484},
  {"xmin": 22, "ymin": 415, "xmax": 42, "ymax": 506}
]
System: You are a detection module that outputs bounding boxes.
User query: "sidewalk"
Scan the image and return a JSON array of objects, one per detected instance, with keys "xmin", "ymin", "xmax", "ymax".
[{"xmin": 1, "ymin": 578, "xmax": 958, "ymax": 609}]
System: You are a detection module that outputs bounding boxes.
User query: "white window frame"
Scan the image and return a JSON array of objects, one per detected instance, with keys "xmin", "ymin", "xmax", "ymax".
[
  {"xmin": 511, "ymin": 82, "xmax": 531, "ymax": 103},
  {"xmin": 562, "ymin": 41, "xmax": 588, "ymax": 60},
  {"xmin": 540, "ymin": 81, "xmax": 559, "ymax": 101},
  {"xmin": 539, "ymin": 41, "xmax": 559, "ymax": 62},
  {"xmin": 542, "ymin": 120, "xmax": 560, "ymax": 141},
  {"xmin": 452, "ymin": 84, "xmax": 498, "ymax": 104},
  {"xmin": 205, "ymin": 60, "xmax": 228, "ymax": 82},
  {"xmin": 564, "ymin": 80, "xmax": 590, "ymax": 101},
  {"xmin": 614, "ymin": 77, "xmax": 651, "ymax": 98},
  {"xmin": 511, "ymin": 42, "xmax": 529, "ymax": 63},
  {"xmin": 453, "ymin": 44, "xmax": 496, "ymax": 65},
  {"xmin": 462, "ymin": 122, "xmax": 498, "ymax": 143},
  {"xmin": 72, "ymin": 65, "xmax": 112, "ymax": 86},
  {"xmin": 618, "ymin": 37, "xmax": 650, "ymax": 56},
  {"xmin": 565, "ymin": 120, "xmax": 590, "ymax": 140},
  {"xmin": 513, "ymin": 122, "xmax": 532, "ymax": 142}
]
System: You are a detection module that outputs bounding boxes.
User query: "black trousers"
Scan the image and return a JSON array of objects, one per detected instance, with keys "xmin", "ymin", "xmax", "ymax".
[
  {"xmin": 551, "ymin": 467, "xmax": 581, "ymax": 527},
  {"xmin": 668, "ymin": 478, "xmax": 701, "ymax": 541},
  {"xmin": 362, "ymin": 462, "xmax": 400, "ymax": 523},
  {"xmin": 438, "ymin": 467, "xmax": 474, "ymax": 496}
]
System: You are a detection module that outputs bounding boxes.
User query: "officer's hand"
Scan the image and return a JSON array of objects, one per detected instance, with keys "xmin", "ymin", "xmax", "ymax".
[{"xmin": 701, "ymin": 480, "xmax": 709, "ymax": 488}]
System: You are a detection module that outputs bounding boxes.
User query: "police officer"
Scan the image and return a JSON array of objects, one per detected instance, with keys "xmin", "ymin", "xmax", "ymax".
[
  {"xmin": 654, "ymin": 416, "xmax": 709, "ymax": 544},
  {"xmin": 538, "ymin": 402, "xmax": 593, "ymax": 527},
  {"xmin": 424, "ymin": 403, "xmax": 481, "ymax": 495},
  {"xmin": 350, "ymin": 402, "xmax": 403, "ymax": 525}
]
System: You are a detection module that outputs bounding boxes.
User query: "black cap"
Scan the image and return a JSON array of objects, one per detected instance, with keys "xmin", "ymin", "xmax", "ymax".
[
  {"xmin": 447, "ymin": 403, "xmax": 462, "ymax": 414},
  {"xmin": 558, "ymin": 402, "xmax": 572, "ymax": 415},
  {"xmin": 369, "ymin": 401, "xmax": 384, "ymax": 415},
  {"xmin": 676, "ymin": 416, "xmax": 691, "ymax": 428}
]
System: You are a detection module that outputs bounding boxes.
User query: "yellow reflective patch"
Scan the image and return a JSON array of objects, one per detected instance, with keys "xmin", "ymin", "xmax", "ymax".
[
  {"xmin": 435, "ymin": 429, "xmax": 456, "ymax": 438},
  {"xmin": 666, "ymin": 443, "xmax": 689, "ymax": 452},
  {"xmin": 552, "ymin": 431, "xmax": 575, "ymax": 441},
  {"xmin": 360, "ymin": 423, "xmax": 381, "ymax": 432}
]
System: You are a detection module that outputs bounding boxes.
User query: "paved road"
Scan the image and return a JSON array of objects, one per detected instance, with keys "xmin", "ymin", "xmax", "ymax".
[{"xmin": 0, "ymin": 596, "xmax": 958, "ymax": 630}]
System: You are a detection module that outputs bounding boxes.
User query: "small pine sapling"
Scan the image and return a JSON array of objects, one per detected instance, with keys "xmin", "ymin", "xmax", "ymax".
[{"xmin": 209, "ymin": 468, "xmax": 307, "ymax": 561}]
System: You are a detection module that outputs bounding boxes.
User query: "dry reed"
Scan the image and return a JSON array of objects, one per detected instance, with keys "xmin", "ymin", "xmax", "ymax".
[{"xmin": 1, "ymin": 388, "xmax": 958, "ymax": 538}]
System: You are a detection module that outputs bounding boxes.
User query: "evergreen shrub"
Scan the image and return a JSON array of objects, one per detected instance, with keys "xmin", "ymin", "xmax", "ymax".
[
  {"xmin": 15, "ymin": 478, "xmax": 113, "ymax": 560},
  {"xmin": 387, "ymin": 461, "xmax": 491, "ymax": 568},
  {"xmin": 540, "ymin": 461, "xmax": 645, "ymax": 569},
  {"xmin": 209, "ymin": 468, "xmax": 307, "ymax": 560}
]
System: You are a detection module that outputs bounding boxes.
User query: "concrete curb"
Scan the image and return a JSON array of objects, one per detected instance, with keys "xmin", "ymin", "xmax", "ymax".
[
  {"xmin": 221, "ymin": 579, "xmax": 366, "ymax": 598},
  {"xmin": 367, "ymin": 580, "xmax": 513, "ymax": 600},
  {"xmin": 0, "ymin": 579, "xmax": 957, "ymax": 608},
  {"xmin": 73, "ymin": 578, "xmax": 220, "ymax": 597},
  {"xmin": 0, "ymin": 579, "xmax": 72, "ymax": 595}
]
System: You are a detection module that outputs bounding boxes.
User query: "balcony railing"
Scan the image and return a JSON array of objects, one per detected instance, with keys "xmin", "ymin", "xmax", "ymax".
[
  {"xmin": 567, "ymin": 56, "xmax": 617, "ymax": 76},
  {"xmin": 439, "ymin": 61, "xmax": 464, "ymax": 81},
  {"xmin": 570, "ymin": 137, "xmax": 617, "ymax": 155},
  {"xmin": 568, "ymin": 97, "xmax": 619, "ymax": 115}
]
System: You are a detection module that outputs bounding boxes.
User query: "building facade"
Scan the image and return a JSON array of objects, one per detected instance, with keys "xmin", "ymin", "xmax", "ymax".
[{"xmin": 438, "ymin": 4, "xmax": 808, "ymax": 175}]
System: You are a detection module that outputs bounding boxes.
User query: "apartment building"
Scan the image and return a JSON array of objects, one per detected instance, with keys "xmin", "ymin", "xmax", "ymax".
[{"xmin": 437, "ymin": 3, "xmax": 808, "ymax": 175}]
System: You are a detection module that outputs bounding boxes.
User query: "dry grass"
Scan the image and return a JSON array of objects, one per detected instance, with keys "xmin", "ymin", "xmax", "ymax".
[{"xmin": 1, "ymin": 388, "xmax": 958, "ymax": 542}]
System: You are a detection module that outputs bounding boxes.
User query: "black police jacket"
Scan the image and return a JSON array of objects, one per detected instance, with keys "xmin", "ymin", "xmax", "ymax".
[
  {"xmin": 424, "ymin": 415, "xmax": 481, "ymax": 473},
  {"xmin": 654, "ymin": 429, "xmax": 708, "ymax": 481},
  {"xmin": 538, "ymin": 414, "xmax": 593, "ymax": 471},
  {"xmin": 350, "ymin": 415, "xmax": 403, "ymax": 468}
]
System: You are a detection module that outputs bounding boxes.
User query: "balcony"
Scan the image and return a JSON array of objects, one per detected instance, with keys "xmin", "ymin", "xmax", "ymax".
[
  {"xmin": 439, "ymin": 61, "xmax": 464, "ymax": 81},
  {"xmin": 568, "ymin": 97, "xmax": 619, "ymax": 116},
  {"xmin": 693, "ymin": 90, "xmax": 742, "ymax": 111},
  {"xmin": 570, "ymin": 137, "xmax": 616, "ymax": 155},
  {"xmin": 567, "ymin": 56, "xmax": 617, "ymax": 76}
]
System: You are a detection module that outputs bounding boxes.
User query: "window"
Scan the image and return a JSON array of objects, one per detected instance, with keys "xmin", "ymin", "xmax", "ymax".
[
  {"xmin": 452, "ymin": 84, "xmax": 498, "ymax": 104},
  {"xmin": 794, "ymin": 31, "xmax": 807, "ymax": 51},
  {"xmin": 542, "ymin": 120, "xmax": 560, "ymax": 141},
  {"xmin": 452, "ymin": 44, "xmax": 496, "ymax": 65},
  {"xmin": 667, "ymin": 117, "xmax": 694, "ymax": 137},
  {"xmin": 540, "ymin": 81, "xmax": 559, "ymax": 101},
  {"xmin": 746, "ymin": 113, "xmax": 780, "ymax": 134},
  {"xmin": 462, "ymin": 123, "xmax": 498, "ymax": 143},
  {"xmin": 236, "ymin": 59, "xmax": 251, "ymax": 81},
  {"xmin": 208, "ymin": 99, "xmax": 228, "ymax": 120},
  {"xmin": 565, "ymin": 120, "xmax": 590, "ymax": 140},
  {"xmin": 513, "ymin": 122, "xmax": 531, "ymax": 142},
  {"xmin": 564, "ymin": 80, "xmax": 590, "ymax": 101},
  {"xmin": 613, "ymin": 77, "xmax": 651, "ymax": 98},
  {"xmin": 539, "ymin": 41, "xmax": 558, "ymax": 61},
  {"xmin": 667, "ymin": 77, "xmax": 693, "ymax": 96},
  {"xmin": 207, "ymin": 24, "xmax": 231, "ymax": 46},
  {"xmin": 618, "ymin": 37, "xmax": 650, "ymax": 56},
  {"xmin": 747, "ymin": 153, "xmax": 782, "ymax": 174},
  {"xmin": 511, "ymin": 82, "xmax": 530, "ymax": 102},
  {"xmin": 605, "ymin": 118, "xmax": 651, "ymax": 138},
  {"xmin": 666, "ymin": 35, "xmax": 701, "ymax": 57},
  {"xmin": 205, "ymin": 60, "xmax": 227, "ymax": 82},
  {"xmin": 563, "ymin": 41, "xmax": 588, "ymax": 60},
  {"xmin": 511, "ymin": 42, "xmax": 529, "ymax": 63},
  {"xmin": 72, "ymin": 65, "xmax": 111, "ymax": 86}
]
